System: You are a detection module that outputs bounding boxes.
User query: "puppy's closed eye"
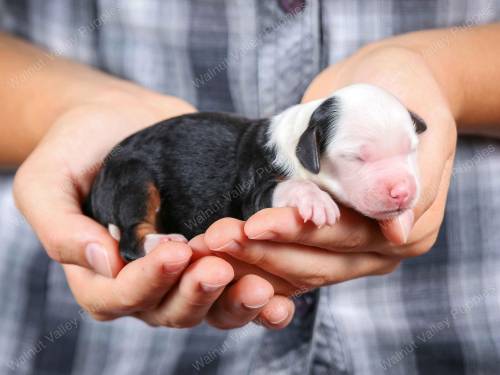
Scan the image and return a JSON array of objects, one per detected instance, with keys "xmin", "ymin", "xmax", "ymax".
[{"xmin": 340, "ymin": 154, "xmax": 364, "ymax": 162}]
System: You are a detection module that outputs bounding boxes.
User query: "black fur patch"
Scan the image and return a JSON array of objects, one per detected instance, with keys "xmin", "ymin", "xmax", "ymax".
[
  {"xmin": 84, "ymin": 113, "xmax": 283, "ymax": 262},
  {"xmin": 296, "ymin": 97, "xmax": 339, "ymax": 174}
]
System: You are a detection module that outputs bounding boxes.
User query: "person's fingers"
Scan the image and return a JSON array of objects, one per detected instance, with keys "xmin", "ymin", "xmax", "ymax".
[
  {"xmin": 222, "ymin": 256, "xmax": 300, "ymax": 295},
  {"xmin": 189, "ymin": 233, "xmax": 300, "ymax": 295},
  {"xmin": 188, "ymin": 234, "xmax": 213, "ymax": 260},
  {"xmin": 255, "ymin": 295, "xmax": 295, "ymax": 330},
  {"xmin": 14, "ymin": 164, "xmax": 123, "ymax": 276},
  {"xmin": 138, "ymin": 256, "xmax": 234, "ymax": 328},
  {"xmin": 378, "ymin": 210, "xmax": 415, "ymax": 246},
  {"xmin": 64, "ymin": 241, "xmax": 192, "ymax": 318},
  {"xmin": 206, "ymin": 274, "xmax": 274, "ymax": 329},
  {"xmin": 202, "ymin": 217, "xmax": 247, "ymax": 250},
  {"xmin": 202, "ymin": 217, "xmax": 399, "ymax": 288},
  {"xmin": 243, "ymin": 208, "xmax": 387, "ymax": 253},
  {"xmin": 229, "ymin": 243, "xmax": 399, "ymax": 289},
  {"xmin": 191, "ymin": 233, "xmax": 297, "ymax": 329},
  {"xmin": 112, "ymin": 242, "xmax": 193, "ymax": 312}
]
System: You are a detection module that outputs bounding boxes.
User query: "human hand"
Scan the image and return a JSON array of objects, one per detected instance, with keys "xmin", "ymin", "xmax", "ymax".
[
  {"xmin": 13, "ymin": 89, "xmax": 286, "ymax": 328},
  {"xmin": 191, "ymin": 46, "xmax": 456, "ymax": 297}
]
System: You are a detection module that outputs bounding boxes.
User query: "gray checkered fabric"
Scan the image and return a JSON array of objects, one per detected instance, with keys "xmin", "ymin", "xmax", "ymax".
[{"xmin": 1, "ymin": 1, "xmax": 500, "ymax": 374}]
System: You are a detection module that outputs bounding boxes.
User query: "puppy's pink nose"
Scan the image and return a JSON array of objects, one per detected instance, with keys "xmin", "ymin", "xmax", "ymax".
[{"xmin": 389, "ymin": 182, "xmax": 410, "ymax": 206}]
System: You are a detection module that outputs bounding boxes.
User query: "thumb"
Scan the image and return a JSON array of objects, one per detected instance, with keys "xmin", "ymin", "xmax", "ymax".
[
  {"xmin": 40, "ymin": 213, "xmax": 124, "ymax": 277},
  {"xmin": 14, "ymin": 169, "xmax": 124, "ymax": 277},
  {"xmin": 378, "ymin": 210, "xmax": 414, "ymax": 245}
]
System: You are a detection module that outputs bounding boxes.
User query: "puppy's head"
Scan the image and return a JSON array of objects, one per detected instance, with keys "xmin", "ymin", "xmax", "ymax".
[{"xmin": 296, "ymin": 84, "xmax": 426, "ymax": 220}]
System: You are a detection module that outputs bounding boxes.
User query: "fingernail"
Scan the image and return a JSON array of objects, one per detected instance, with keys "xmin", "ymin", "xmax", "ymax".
[
  {"xmin": 212, "ymin": 240, "xmax": 241, "ymax": 252},
  {"xmin": 243, "ymin": 301, "xmax": 268, "ymax": 309},
  {"xmin": 85, "ymin": 243, "xmax": 112, "ymax": 278},
  {"xmin": 266, "ymin": 304, "xmax": 289, "ymax": 325},
  {"xmin": 200, "ymin": 282, "xmax": 226, "ymax": 293},
  {"xmin": 143, "ymin": 234, "xmax": 169, "ymax": 254},
  {"xmin": 268, "ymin": 312, "xmax": 289, "ymax": 325},
  {"xmin": 248, "ymin": 231, "xmax": 276, "ymax": 240},
  {"xmin": 397, "ymin": 211, "xmax": 414, "ymax": 243}
]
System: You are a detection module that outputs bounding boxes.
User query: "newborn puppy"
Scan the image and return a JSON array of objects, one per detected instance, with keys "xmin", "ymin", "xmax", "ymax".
[{"xmin": 85, "ymin": 84, "xmax": 426, "ymax": 262}]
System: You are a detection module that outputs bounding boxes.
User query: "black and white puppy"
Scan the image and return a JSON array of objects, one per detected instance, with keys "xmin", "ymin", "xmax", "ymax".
[{"xmin": 85, "ymin": 84, "xmax": 426, "ymax": 262}]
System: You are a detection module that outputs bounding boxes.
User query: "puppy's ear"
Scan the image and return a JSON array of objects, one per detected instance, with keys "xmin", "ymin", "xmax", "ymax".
[
  {"xmin": 409, "ymin": 111, "xmax": 427, "ymax": 134},
  {"xmin": 296, "ymin": 97, "xmax": 338, "ymax": 174},
  {"xmin": 296, "ymin": 126, "xmax": 321, "ymax": 174}
]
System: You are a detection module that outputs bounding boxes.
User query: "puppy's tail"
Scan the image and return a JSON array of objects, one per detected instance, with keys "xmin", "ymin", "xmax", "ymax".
[{"xmin": 85, "ymin": 158, "xmax": 161, "ymax": 262}]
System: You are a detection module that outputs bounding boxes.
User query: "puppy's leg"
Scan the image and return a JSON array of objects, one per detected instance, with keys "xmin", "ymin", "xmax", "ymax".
[
  {"xmin": 109, "ymin": 224, "xmax": 186, "ymax": 256},
  {"xmin": 272, "ymin": 179, "xmax": 340, "ymax": 227},
  {"xmin": 116, "ymin": 182, "xmax": 187, "ymax": 262},
  {"xmin": 87, "ymin": 159, "xmax": 187, "ymax": 262}
]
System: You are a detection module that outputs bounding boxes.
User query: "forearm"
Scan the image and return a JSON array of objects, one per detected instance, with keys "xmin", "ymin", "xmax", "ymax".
[
  {"xmin": 375, "ymin": 23, "xmax": 500, "ymax": 136},
  {"xmin": 0, "ymin": 33, "xmax": 173, "ymax": 166}
]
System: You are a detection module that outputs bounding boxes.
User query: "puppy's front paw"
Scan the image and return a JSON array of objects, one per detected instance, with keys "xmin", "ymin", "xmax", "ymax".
[
  {"xmin": 272, "ymin": 180, "xmax": 340, "ymax": 227},
  {"xmin": 144, "ymin": 233, "xmax": 188, "ymax": 254}
]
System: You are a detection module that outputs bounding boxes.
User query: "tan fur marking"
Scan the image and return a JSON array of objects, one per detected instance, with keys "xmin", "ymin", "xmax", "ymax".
[{"xmin": 135, "ymin": 183, "xmax": 161, "ymax": 241}]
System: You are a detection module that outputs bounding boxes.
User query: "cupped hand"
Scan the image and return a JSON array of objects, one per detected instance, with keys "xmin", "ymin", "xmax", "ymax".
[
  {"xmin": 193, "ymin": 46, "xmax": 456, "ymax": 300},
  {"xmin": 13, "ymin": 89, "xmax": 286, "ymax": 328},
  {"xmin": 302, "ymin": 45, "xmax": 457, "ymax": 250}
]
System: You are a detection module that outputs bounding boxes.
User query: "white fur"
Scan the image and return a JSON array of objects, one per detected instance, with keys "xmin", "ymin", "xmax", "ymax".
[
  {"xmin": 268, "ymin": 83, "xmax": 421, "ymax": 221},
  {"xmin": 266, "ymin": 99, "xmax": 324, "ymax": 178},
  {"xmin": 314, "ymin": 84, "xmax": 418, "ymax": 204}
]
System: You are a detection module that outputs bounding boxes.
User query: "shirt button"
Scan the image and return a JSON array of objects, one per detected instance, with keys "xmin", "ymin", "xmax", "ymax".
[{"xmin": 278, "ymin": 0, "xmax": 306, "ymax": 14}]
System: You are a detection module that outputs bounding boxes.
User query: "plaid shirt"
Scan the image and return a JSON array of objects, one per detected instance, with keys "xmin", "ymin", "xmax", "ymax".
[{"xmin": 1, "ymin": 1, "xmax": 500, "ymax": 374}]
